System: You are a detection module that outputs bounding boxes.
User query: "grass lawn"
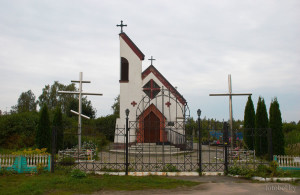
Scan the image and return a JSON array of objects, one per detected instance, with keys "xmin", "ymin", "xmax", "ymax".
[
  {"xmin": 0, "ymin": 170, "xmax": 199, "ymax": 195},
  {"xmin": 286, "ymin": 170, "xmax": 300, "ymax": 177}
]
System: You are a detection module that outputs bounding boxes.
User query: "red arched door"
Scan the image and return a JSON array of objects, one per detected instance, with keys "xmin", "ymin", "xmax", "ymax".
[{"xmin": 144, "ymin": 112, "xmax": 160, "ymax": 143}]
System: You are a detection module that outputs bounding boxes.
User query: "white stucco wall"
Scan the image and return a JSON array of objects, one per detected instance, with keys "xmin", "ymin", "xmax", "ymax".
[
  {"xmin": 115, "ymin": 36, "xmax": 143, "ymax": 143},
  {"xmin": 114, "ymin": 35, "xmax": 186, "ymax": 143}
]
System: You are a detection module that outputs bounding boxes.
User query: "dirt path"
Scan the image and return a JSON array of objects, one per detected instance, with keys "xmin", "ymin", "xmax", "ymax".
[{"xmin": 92, "ymin": 176, "xmax": 299, "ymax": 195}]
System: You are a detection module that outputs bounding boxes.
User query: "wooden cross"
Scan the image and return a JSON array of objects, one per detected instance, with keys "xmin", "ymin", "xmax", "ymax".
[
  {"xmin": 58, "ymin": 72, "xmax": 103, "ymax": 150},
  {"xmin": 148, "ymin": 56, "xmax": 156, "ymax": 65},
  {"xmin": 116, "ymin": 20, "xmax": 127, "ymax": 33},
  {"xmin": 209, "ymin": 74, "xmax": 252, "ymax": 149}
]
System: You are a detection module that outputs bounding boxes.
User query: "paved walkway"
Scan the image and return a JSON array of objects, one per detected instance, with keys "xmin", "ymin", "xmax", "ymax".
[{"xmin": 93, "ymin": 176, "xmax": 299, "ymax": 195}]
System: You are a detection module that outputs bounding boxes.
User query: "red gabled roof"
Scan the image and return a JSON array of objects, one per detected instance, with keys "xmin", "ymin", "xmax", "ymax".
[
  {"xmin": 142, "ymin": 65, "xmax": 187, "ymax": 105},
  {"xmin": 120, "ymin": 33, "xmax": 145, "ymax": 61}
]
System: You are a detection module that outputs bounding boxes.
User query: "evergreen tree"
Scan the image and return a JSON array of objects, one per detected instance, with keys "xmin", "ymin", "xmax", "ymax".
[
  {"xmin": 269, "ymin": 98, "xmax": 285, "ymax": 155},
  {"xmin": 255, "ymin": 97, "xmax": 269, "ymax": 156},
  {"xmin": 53, "ymin": 107, "xmax": 63, "ymax": 151},
  {"xmin": 36, "ymin": 104, "xmax": 51, "ymax": 151},
  {"xmin": 244, "ymin": 95, "xmax": 255, "ymax": 150}
]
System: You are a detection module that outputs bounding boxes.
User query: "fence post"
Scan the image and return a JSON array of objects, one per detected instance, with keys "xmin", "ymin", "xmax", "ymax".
[
  {"xmin": 197, "ymin": 109, "xmax": 202, "ymax": 173},
  {"xmin": 223, "ymin": 122, "xmax": 229, "ymax": 174},
  {"xmin": 17, "ymin": 156, "xmax": 22, "ymax": 173},
  {"xmin": 125, "ymin": 109, "xmax": 130, "ymax": 176},
  {"xmin": 48, "ymin": 155, "xmax": 51, "ymax": 172}
]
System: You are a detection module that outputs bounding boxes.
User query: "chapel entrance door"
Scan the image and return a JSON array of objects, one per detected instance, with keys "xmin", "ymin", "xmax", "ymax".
[{"xmin": 144, "ymin": 112, "xmax": 160, "ymax": 143}]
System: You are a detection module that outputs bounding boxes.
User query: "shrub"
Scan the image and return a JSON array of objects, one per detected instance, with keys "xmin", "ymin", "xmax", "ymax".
[
  {"xmin": 228, "ymin": 164, "xmax": 254, "ymax": 178},
  {"xmin": 12, "ymin": 148, "xmax": 49, "ymax": 155},
  {"xmin": 0, "ymin": 168, "xmax": 16, "ymax": 176},
  {"xmin": 161, "ymin": 164, "xmax": 179, "ymax": 172},
  {"xmin": 59, "ymin": 156, "xmax": 75, "ymax": 166},
  {"xmin": 36, "ymin": 163, "xmax": 46, "ymax": 175},
  {"xmin": 71, "ymin": 169, "xmax": 86, "ymax": 178}
]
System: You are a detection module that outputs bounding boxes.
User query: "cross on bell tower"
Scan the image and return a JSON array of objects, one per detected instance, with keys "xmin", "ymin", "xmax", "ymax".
[
  {"xmin": 148, "ymin": 56, "xmax": 156, "ymax": 65},
  {"xmin": 116, "ymin": 20, "xmax": 127, "ymax": 33}
]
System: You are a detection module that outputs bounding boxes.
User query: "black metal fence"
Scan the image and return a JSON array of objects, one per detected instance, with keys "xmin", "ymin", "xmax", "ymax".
[{"xmin": 52, "ymin": 118, "xmax": 273, "ymax": 173}]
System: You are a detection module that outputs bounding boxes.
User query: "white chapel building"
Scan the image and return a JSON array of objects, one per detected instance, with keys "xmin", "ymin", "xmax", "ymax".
[{"xmin": 114, "ymin": 28, "xmax": 189, "ymax": 145}]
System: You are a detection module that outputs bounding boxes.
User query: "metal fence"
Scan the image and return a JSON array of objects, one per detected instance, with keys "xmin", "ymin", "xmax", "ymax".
[{"xmin": 53, "ymin": 120, "xmax": 273, "ymax": 174}]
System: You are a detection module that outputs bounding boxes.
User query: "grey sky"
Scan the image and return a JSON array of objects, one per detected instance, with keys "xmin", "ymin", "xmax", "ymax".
[{"xmin": 0, "ymin": 0, "xmax": 299, "ymax": 122}]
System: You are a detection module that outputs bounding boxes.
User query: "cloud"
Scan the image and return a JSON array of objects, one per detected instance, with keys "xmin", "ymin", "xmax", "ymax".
[{"xmin": 0, "ymin": 0, "xmax": 299, "ymax": 122}]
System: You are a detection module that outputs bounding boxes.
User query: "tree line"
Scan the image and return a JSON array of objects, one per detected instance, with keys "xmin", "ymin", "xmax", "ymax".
[{"xmin": 0, "ymin": 81, "xmax": 120, "ymax": 151}]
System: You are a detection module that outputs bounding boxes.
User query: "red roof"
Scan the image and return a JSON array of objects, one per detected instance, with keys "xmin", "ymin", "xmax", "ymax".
[
  {"xmin": 142, "ymin": 65, "xmax": 187, "ymax": 105},
  {"xmin": 120, "ymin": 33, "xmax": 145, "ymax": 61}
]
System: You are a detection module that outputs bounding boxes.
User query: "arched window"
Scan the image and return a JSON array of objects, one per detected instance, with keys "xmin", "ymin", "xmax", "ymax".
[{"xmin": 120, "ymin": 57, "xmax": 129, "ymax": 82}]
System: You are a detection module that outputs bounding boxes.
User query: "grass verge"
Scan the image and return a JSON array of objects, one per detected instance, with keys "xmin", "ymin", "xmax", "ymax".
[{"xmin": 0, "ymin": 170, "xmax": 199, "ymax": 195}]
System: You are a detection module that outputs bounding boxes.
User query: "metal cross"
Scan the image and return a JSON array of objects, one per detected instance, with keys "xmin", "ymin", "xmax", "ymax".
[
  {"xmin": 58, "ymin": 72, "xmax": 103, "ymax": 150},
  {"xmin": 116, "ymin": 20, "xmax": 127, "ymax": 33},
  {"xmin": 209, "ymin": 74, "xmax": 252, "ymax": 149},
  {"xmin": 148, "ymin": 56, "xmax": 156, "ymax": 65}
]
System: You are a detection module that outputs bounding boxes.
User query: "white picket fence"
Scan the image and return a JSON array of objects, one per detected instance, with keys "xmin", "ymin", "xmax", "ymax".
[
  {"xmin": 0, "ymin": 154, "xmax": 49, "ymax": 167},
  {"xmin": 274, "ymin": 155, "xmax": 300, "ymax": 168},
  {"xmin": 0, "ymin": 154, "xmax": 17, "ymax": 167},
  {"xmin": 25, "ymin": 154, "xmax": 49, "ymax": 167}
]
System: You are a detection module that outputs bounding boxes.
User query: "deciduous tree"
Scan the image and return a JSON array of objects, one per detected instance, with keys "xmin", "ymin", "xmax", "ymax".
[
  {"xmin": 111, "ymin": 95, "xmax": 120, "ymax": 117},
  {"xmin": 11, "ymin": 90, "xmax": 38, "ymax": 113},
  {"xmin": 39, "ymin": 81, "xmax": 96, "ymax": 118}
]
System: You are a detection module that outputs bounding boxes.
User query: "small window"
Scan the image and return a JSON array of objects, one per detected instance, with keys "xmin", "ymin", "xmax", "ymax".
[
  {"xmin": 120, "ymin": 57, "xmax": 129, "ymax": 81},
  {"xmin": 143, "ymin": 79, "xmax": 161, "ymax": 99}
]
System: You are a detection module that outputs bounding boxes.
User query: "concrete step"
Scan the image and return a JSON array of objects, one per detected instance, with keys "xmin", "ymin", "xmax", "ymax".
[{"xmin": 110, "ymin": 143, "xmax": 185, "ymax": 155}]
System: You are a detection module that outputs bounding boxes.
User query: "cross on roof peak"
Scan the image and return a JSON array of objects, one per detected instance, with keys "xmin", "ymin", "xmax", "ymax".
[
  {"xmin": 116, "ymin": 20, "xmax": 127, "ymax": 33},
  {"xmin": 148, "ymin": 56, "xmax": 156, "ymax": 65}
]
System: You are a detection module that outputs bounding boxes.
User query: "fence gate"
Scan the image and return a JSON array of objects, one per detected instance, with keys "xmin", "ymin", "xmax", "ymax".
[{"xmin": 55, "ymin": 114, "xmax": 271, "ymax": 173}]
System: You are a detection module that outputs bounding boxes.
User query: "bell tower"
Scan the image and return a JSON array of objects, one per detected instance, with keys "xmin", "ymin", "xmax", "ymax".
[{"xmin": 115, "ymin": 21, "xmax": 145, "ymax": 143}]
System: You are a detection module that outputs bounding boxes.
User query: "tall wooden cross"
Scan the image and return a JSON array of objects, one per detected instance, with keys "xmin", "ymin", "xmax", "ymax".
[
  {"xmin": 209, "ymin": 74, "xmax": 252, "ymax": 149},
  {"xmin": 148, "ymin": 56, "xmax": 156, "ymax": 65},
  {"xmin": 116, "ymin": 20, "xmax": 127, "ymax": 33},
  {"xmin": 58, "ymin": 72, "xmax": 103, "ymax": 150}
]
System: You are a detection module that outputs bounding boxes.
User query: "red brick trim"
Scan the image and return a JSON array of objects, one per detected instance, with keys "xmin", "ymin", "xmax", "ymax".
[
  {"xmin": 120, "ymin": 33, "xmax": 145, "ymax": 61},
  {"xmin": 137, "ymin": 104, "xmax": 167, "ymax": 143},
  {"xmin": 142, "ymin": 65, "xmax": 186, "ymax": 105}
]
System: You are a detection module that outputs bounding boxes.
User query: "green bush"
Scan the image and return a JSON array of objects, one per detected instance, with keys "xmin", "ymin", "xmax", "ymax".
[
  {"xmin": 0, "ymin": 168, "xmax": 16, "ymax": 176},
  {"xmin": 161, "ymin": 164, "xmax": 179, "ymax": 172},
  {"xmin": 71, "ymin": 169, "xmax": 86, "ymax": 178},
  {"xmin": 228, "ymin": 165, "xmax": 254, "ymax": 178},
  {"xmin": 0, "ymin": 112, "xmax": 38, "ymax": 149},
  {"xmin": 59, "ymin": 156, "xmax": 75, "ymax": 166},
  {"xmin": 228, "ymin": 161, "xmax": 291, "ymax": 178}
]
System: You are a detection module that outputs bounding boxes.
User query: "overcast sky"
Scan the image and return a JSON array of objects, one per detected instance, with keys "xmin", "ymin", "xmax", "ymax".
[{"xmin": 0, "ymin": 0, "xmax": 299, "ymax": 122}]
